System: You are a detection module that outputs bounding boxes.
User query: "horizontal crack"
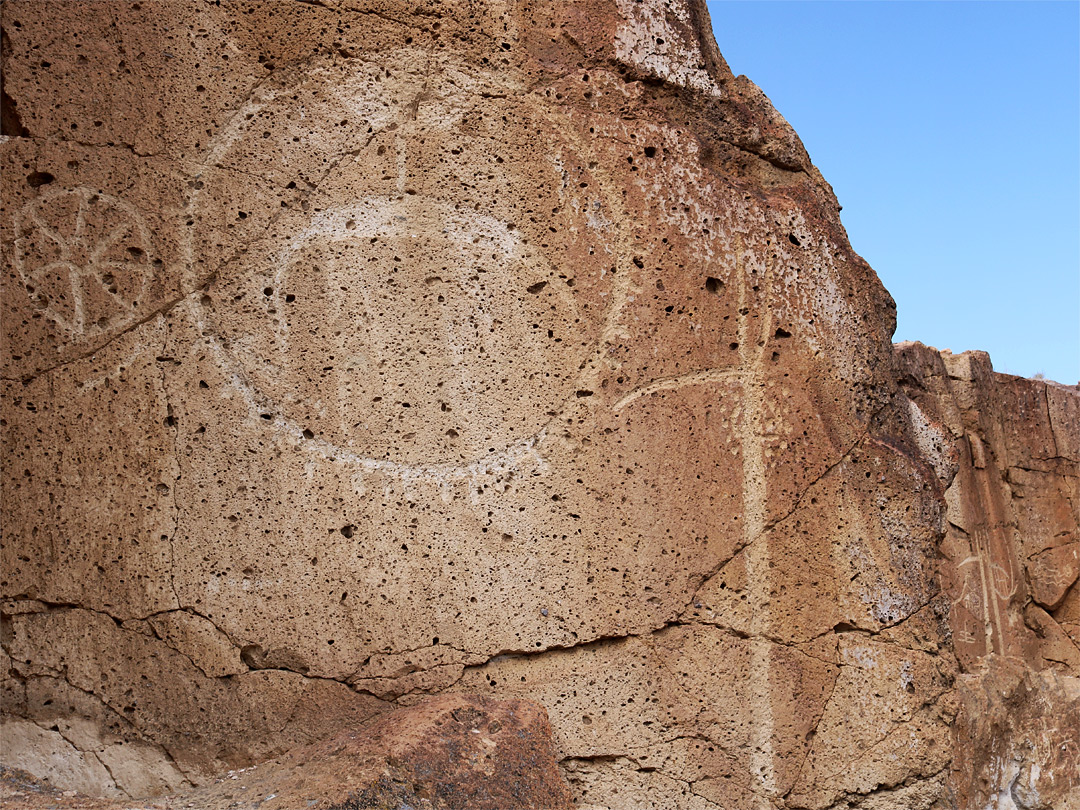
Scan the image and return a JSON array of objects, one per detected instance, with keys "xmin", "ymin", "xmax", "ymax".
[
  {"xmin": 3, "ymin": 283, "xmax": 211, "ymax": 386},
  {"xmin": 460, "ymin": 618, "xmax": 691, "ymax": 674}
]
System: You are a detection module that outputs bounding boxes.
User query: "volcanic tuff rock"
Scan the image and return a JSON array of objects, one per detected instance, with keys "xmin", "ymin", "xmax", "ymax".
[
  {"xmin": 894, "ymin": 343, "xmax": 1080, "ymax": 810},
  {"xmin": 1, "ymin": 1, "xmax": 1076, "ymax": 809},
  {"xmin": 0, "ymin": 694, "xmax": 573, "ymax": 810}
]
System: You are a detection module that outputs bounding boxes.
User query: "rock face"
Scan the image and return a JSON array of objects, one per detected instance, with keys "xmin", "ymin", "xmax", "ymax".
[
  {"xmin": 1, "ymin": 2, "xmax": 1076, "ymax": 809},
  {"xmin": 894, "ymin": 344, "xmax": 1079, "ymax": 810},
  {"xmin": 0, "ymin": 694, "xmax": 573, "ymax": 810}
]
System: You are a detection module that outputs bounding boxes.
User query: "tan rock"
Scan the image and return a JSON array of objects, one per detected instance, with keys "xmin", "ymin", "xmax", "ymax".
[
  {"xmin": 951, "ymin": 657, "xmax": 1080, "ymax": 810},
  {"xmin": 895, "ymin": 343, "xmax": 1080, "ymax": 808},
  {"xmin": 1, "ymin": 2, "xmax": 1076, "ymax": 808},
  {"xmin": 4, "ymin": 607, "xmax": 386, "ymax": 780},
  {"xmin": 145, "ymin": 611, "xmax": 246, "ymax": 679},
  {"xmin": 0, "ymin": 719, "xmax": 118, "ymax": 798}
]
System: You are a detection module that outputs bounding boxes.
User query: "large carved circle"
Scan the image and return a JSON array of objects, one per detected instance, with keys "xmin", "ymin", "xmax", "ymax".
[{"xmin": 185, "ymin": 50, "xmax": 616, "ymax": 471}]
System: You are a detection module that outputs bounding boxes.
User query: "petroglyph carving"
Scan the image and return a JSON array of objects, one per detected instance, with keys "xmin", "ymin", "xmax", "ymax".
[
  {"xmin": 954, "ymin": 626, "xmax": 979, "ymax": 647},
  {"xmin": 175, "ymin": 48, "xmax": 795, "ymax": 508},
  {"xmin": 179, "ymin": 51, "xmax": 632, "ymax": 497},
  {"xmin": 613, "ymin": 367, "xmax": 741, "ymax": 410},
  {"xmin": 13, "ymin": 187, "xmax": 154, "ymax": 340},
  {"xmin": 989, "ymin": 561, "xmax": 1017, "ymax": 602},
  {"xmin": 5, "ymin": 4, "xmax": 1079, "ymax": 808}
]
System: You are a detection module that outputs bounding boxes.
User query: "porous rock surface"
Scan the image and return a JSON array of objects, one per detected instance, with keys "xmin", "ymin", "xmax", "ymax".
[
  {"xmin": 894, "ymin": 343, "xmax": 1079, "ymax": 810},
  {"xmin": 1, "ymin": 1, "xmax": 1076, "ymax": 808}
]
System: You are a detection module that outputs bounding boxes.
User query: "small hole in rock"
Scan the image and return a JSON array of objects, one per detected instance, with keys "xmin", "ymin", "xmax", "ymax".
[{"xmin": 26, "ymin": 171, "xmax": 54, "ymax": 187}]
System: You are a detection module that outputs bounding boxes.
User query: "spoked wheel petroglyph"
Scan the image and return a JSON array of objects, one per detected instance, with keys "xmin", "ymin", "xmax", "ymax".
[{"xmin": 14, "ymin": 187, "xmax": 155, "ymax": 342}]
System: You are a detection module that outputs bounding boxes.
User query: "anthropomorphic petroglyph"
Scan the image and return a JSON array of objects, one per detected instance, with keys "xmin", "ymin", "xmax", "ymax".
[{"xmin": 5, "ymin": 3, "xmax": 1075, "ymax": 807}]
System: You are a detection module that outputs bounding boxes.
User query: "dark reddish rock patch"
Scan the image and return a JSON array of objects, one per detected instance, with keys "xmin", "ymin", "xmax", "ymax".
[{"xmin": 1, "ymin": 696, "xmax": 572, "ymax": 810}]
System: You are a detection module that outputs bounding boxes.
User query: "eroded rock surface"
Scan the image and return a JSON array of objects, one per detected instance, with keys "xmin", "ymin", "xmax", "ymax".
[
  {"xmin": 0, "ymin": 694, "xmax": 572, "ymax": 810},
  {"xmin": 1, "ymin": 1, "xmax": 1076, "ymax": 808},
  {"xmin": 895, "ymin": 343, "xmax": 1079, "ymax": 810}
]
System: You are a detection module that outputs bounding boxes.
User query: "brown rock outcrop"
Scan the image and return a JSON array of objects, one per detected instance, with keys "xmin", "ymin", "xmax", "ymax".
[
  {"xmin": 0, "ymin": 694, "xmax": 573, "ymax": 810},
  {"xmin": 1, "ymin": 2, "xmax": 1076, "ymax": 808},
  {"xmin": 895, "ymin": 343, "xmax": 1079, "ymax": 810}
]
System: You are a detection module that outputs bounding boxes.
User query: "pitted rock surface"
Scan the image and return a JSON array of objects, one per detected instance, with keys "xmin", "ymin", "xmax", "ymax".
[
  {"xmin": 2, "ymin": 2, "xmax": 1076, "ymax": 809},
  {"xmin": 895, "ymin": 343, "xmax": 1079, "ymax": 810}
]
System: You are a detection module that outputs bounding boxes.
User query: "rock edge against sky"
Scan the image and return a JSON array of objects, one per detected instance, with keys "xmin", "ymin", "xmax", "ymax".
[{"xmin": 1, "ymin": 2, "xmax": 1077, "ymax": 808}]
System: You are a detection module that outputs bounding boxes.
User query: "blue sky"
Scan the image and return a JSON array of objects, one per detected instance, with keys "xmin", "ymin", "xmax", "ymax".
[{"xmin": 707, "ymin": 0, "xmax": 1079, "ymax": 383}]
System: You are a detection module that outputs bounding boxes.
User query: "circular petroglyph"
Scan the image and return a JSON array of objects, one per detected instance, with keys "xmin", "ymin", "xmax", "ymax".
[
  {"xmin": 14, "ymin": 187, "xmax": 155, "ymax": 341},
  {"xmin": 183, "ymin": 50, "xmax": 621, "ymax": 480},
  {"xmin": 215, "ymin": 195, "xmax": 585, "ymax": 467}
]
